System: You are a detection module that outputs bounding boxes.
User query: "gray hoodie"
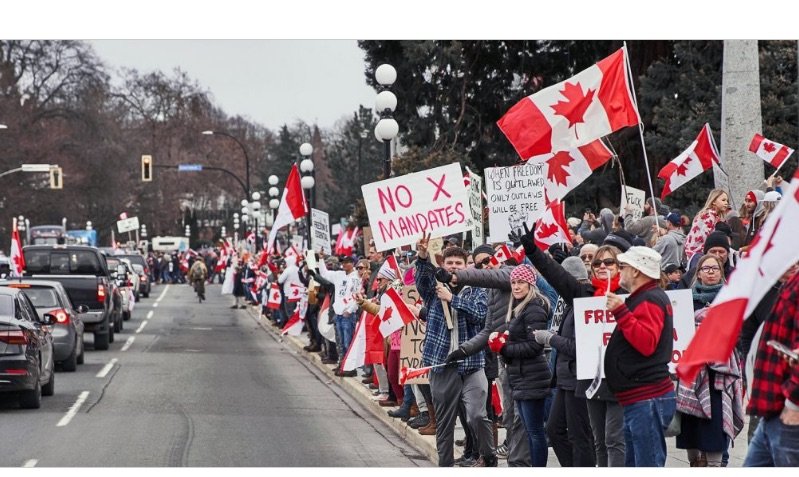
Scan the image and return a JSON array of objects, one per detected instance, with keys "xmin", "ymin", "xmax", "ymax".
[{"xmin": 653, "ymin": 228, "xmax": 686, "ymax": 267}]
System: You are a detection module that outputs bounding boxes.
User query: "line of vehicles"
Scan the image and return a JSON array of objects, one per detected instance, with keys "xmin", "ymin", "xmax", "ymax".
[{"xmin": 0, "ymin": 243, "xmax": 153, "ymax": 409}]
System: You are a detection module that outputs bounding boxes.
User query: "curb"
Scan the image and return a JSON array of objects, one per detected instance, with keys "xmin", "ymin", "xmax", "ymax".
[{"xmin": 244, "ymin": 306, "xmax": 441, "ymax": 465}]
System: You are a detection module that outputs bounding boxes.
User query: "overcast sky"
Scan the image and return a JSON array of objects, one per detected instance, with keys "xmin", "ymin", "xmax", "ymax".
[{"xmin": 90, "ymin": 40, "xmax": 377, "ymax": 132}]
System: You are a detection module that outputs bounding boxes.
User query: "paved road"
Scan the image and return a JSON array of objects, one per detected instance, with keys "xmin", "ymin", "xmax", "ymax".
[{"xmin": 0, "ymin": 283, "xmax": 431, "ymax": 467}]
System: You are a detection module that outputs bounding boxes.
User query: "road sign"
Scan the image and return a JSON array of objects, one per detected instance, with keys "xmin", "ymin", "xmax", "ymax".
[
  {"xmin": 178, "ymin": 164, "xmax": 203, "ymax": 172},
  {"xmin": 117, "ymin": 216, "xmax": 140, "ymax": 233}
]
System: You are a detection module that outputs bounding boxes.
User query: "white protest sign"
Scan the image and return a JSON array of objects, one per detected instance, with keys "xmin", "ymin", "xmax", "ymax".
[
  {"xmin": 466, "ymin": 167, "xmax": 484, "ymax": 247},
  {"xmin": 485, "ymin": 163, "xmax": 545, "ymax": 243},
  {"xmin": 573, "ymin": 289, "xmax": 695, "ymax": 379},
  {"xmin": 361, "ymin": 163, "xmax": 470, "ymax": 252},
  {"xmin": 620, "ymin": 185, "xmax": 646, "ymax": 223},
  {"xmin": 290, "ymin": 235, "xmax": 304, "ymax": 251},
  {"xmin": 310, "ymin": 208, "xmax": 332, "ymax": 255},
  {"xmin": 305, "ymin": 249, "xmax": 318, "ymax": 270},
  {"xmin": 116, "ymin": 216, "xmax": 140, "ymax": 233},
  {"xmin": 331, "ymin": 223, "xmax": 341, "ymax": 237}
]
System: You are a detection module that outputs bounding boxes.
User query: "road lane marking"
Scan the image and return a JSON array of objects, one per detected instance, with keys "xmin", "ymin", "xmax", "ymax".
[
  {"xmin": 136, "ymin": 320, "xmax": 148, "ymax": 334},
  {"xmin": 146, "ymin": 310, "xmax": 154, "ymax": 319},
  {"xmin": 121, "ymin": 337, "xmax": 135, "ymax": 352},
  {"xmin": 96, "ymin": 358, "xmax": 118, "ymax": 378},
  {"xmin": 189, "ymin": 327, "xmax": 212, "ymax": 331},
  {"xmin": 57, "ymin": 391, "xmax": 89, "ymax": 427},
  {"xmin": 185, "ymin": 349, "xmax": 201, "ymax": 352},
  {"xmin": 22, "ymin": 460, "xmax": 37, "ymax": 467},
  {"xmin": 155, "ymin": 285, "xmax": 170, "ymax": 304},
  {"xmin": 152, "ymin": 303, "xmax": 158, "ymax": 308}
]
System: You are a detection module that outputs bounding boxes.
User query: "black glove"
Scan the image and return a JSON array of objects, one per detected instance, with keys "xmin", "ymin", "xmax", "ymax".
[
  {"xmin": 520, "ymin": 222, "xmax": 539, "ymax": 257},
  {"xmin": 548, "ymin": 244, "xmax": 568, "ymax": 264},
  {"xmin": 434, "ymin": 267, "xmax": 453, "ymax": 284},
  {"xmin": 446, "ymin": 347, "xmax": 468, "ymax": 363},
  {"xmin": 507, "ymin": 229, "xmax": 523, "ymax": 248}
]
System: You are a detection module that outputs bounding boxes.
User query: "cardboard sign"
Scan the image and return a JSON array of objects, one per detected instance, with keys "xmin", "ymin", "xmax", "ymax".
[
  {"xmin": 305, "ymin": 249, "xmax": 318, "ymax": 271},
  {"xmin": 362, "ymin": 163, "xmax": 470, "ymax": 252},
  {"xmin": 620, "ymin": 185, "xmax": 646, "ymax": 223},
  {"xmin": 485, "ymin": 163, "xmax": 545, "ymax": 243},
  {"xmin": 399, "ymin": 285, "xmax": 427, "ymax": 384},
  {"xmin": 116, "ymin": 216, "xmax": 140, "ymax": 233},
  {"xmin": 466, "ymin": 167, "xmax": 485, "ymax": 247},
  {"xmin": 362, "ymin": 226, "xmax": 373, "ymax": 253},
  {"xmin": 573, "ymin": 289, "xmax": 695, "ymax": 379},
  {"xmin": 310, "ymin": 208, "xmax": 332, "ymax": 255}
]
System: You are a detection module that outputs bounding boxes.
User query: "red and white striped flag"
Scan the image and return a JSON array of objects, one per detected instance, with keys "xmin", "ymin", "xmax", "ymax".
[
  {"xmin": 266, "ymin": 283, "xmax": 282, "ymax": 310},
  {"xmin": 677, "ymin": 166, "xmax": 799, "ymax": 383},
  {"xmin": 534, "ymin": 199, "xmax": 572, "ymax": 251},
  {"xmin": 749, "ymin": 133, "xmax": 794, "ymax": 169},
  {"xmin": 497, "ymin": 47, "xmax": 640, "ymax": 161},
  {"xmin": 377, "ymin": 287, "xmax": 416, "ymax": 337},
  {"xmin": 10, "ymin": 219, "xmax": 25, "ymax": 277},
  {"xmin": 267, "ymin": 164, "xmax": 308, "ymax": 253},
  {"xmin": 658, "ymin": 123, "xmax": 720, "ymax": 200},
  {"xmin": 281, "ymin": 309, "xmax": 304, "ymax": 336},
  {"xmin": 399, "ymin": 365, "xmax": 433, "ymax": 385},
  {"xmin": 534, "ymin": 140, "xmax": 613, "ymax": 201}
]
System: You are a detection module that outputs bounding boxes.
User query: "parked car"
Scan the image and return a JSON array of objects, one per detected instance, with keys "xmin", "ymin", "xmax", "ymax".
[
  {"xmin": 0, "ymin": 279, "xmax": 86, "ymax": 371},
  {"xmin": 131, "ymin": 263, "xmax": 149, "ymax": 300},
  {"xmin": 116, "ymin": 253, "xmax": 151, "ymax": 298},
  {"xmin": 0, "ymin": 286, "xmax": 56, "ymax": 408},
  {"xmin": 104, "ymin": 256, "xmax": 133, "ymax": 324}
]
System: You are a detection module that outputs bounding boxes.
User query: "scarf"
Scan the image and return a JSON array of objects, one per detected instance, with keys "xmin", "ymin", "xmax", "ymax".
[
  {"xmin": 591, "ymin": 274, "xmax": 621, "ymax": 296},
  {"xmin": 692, "ymin": 282, "xmax": 723, "ymax": 308}
]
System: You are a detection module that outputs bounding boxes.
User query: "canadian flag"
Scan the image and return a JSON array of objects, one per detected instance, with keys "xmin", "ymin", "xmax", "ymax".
[
  {"xmin": 497, "ymin": 47, "xmax": 640, "ymax": 161},
  {"xmin": 399, "ymin": 365, "xmax": 433, "ymax": 385},
  {"xmin": 677, "ymin": 166, "xmax": 799, "ymax": 383},
  {"xmin": 489, "ymin": 244, "xmax": 514, "ymax": 267},
  {"xmin": 377, "ymin": 287, "xmax": 416, "ymax": 337},
  {"xmin": 267, "ymin": 164, "xmax": 308, "ymax": 253},
  {"xmin": 335, "ymin": 226, "xmax": 359, "ymax": 256},
  {"xmin": 658, "ymin": 123, "xmax": 720, "ymax": 200},
  {"xmin": 534, "ymin": 199, "xmax": 572, "ymax": 251},
  {"xmin": 284, "ymin": 245, "xmax": 300, "ymax": 260},
  {"xmin": 534, "ymin": 140, "xmax": 614, "ymax": 201},
  {"xmin": 749, "ymin": 133, "xmax": 794, "ymax": 169},
  {"xmin": 215, "ymin": 240, "xmax": 231, "ymax": 273},
  {"xmin": 317, "ymin": 294, "xmax": 336, "ymax": 342},
  {"xmin": 281, "ymin": 309, "xmax": 304, "ymax": 336},
  {"xmin": 286, "ymin": 283, "xmax": 305, "ymax": 303},
  {"xmin": 10, "ymin": 219, "xmax": 25, "ymax": 277},
  {"xmin": 341, "ymin": 311, "xmax": 370, "ymax": 371},
  {"xmin": 377, "ymin": 254, "xmax": 401, "ymax": 281},
  {"xmin": 266, "ymin": 283, "xmax": 282, "ymax": 310}
]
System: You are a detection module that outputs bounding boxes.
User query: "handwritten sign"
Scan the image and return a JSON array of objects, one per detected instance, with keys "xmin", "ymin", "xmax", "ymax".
[
  {"xmin": 331, "ymin": 223, "xmax": 342, "ymax": 237},
  {"xmin": 362, "ymin": 163, "xmax": 470, "ymax": 252},
  {"xmin": 310, "ymin": 208, "xmax": 332, "ymax": 255},
  {"xmin": 620, "ymin": 185, "xmax": 646, "ymax": 223},
  {"xmin": 573, "ymin": 289, "xmax": 695, "ymax": 379},
  {"xmin": 399, "ymin": 285, "xmax": 428, "ymax": 384},
  {"xmin": 466, "ymin": 167, "xmax": 485, "ymax": 247},
  {"xmin": 485, "ymin": 163, "xmax": 545, "ymax": 243}
]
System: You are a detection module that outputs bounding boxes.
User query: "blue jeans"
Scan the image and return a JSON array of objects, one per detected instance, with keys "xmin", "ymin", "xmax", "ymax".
[
  {"xmin": 335, "ymin": 314, "xmax": 356, "ymax": 357},
  {"xmin": 622, "ymin": 390, "xmax": 675, "ymax": 467},
  {"xmin": 516, "ymin": 398, "xmax": 548, "ymax": 467},
  {"xmin": 744, "ymin": 414, "xmax": 799, "ymax": 466}
]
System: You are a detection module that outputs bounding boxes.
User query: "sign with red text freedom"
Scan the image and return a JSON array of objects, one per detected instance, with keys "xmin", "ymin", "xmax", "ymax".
[
  {"xmin": 362, "ymin": 163, "xmax": 470, "ymax": 252},
  {"xmin": 573, "ymin": 289, "xmax": 695, "ymax": 379}
]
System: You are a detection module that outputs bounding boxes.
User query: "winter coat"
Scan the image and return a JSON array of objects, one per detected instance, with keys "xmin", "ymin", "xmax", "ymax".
[
  {"xmin": 548, "ymin": 281, "xmax": 593, "ymax": 391},
  {"xmin": 498, "ymin": 296, "xmax": 552, "ymax": 401},
  {"xmin": 653, "ymin": 228, "xmax": 686, "ymax": 267},
  {"xmin": 625, "ymin": 215, "xmax": 668, "ymax": 246},
  {"xmin": 684, "ymin": 209, "xmax": 721, "ymax": 261}
]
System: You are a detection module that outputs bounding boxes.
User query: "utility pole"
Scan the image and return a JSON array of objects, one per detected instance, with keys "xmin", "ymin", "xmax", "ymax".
[{"xmin": 718, "ymin": 40, "xmax": 764, "ymax": 208}]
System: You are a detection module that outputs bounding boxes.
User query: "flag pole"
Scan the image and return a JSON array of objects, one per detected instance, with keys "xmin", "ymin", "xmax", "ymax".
[{"xmin": 623, "ymin": 41, "xmax": 663, "ymax": 238}]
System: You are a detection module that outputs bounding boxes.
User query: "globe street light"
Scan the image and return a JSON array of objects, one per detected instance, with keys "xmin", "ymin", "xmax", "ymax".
[
  {"xmin": 374, "ymin": 64, "xmax": 399, "ymax": 178},
  {"xmin": 299, "ymin": 143, "xmax": 315, "ymax": 247},
  {"xmin": 86, "ymin": 221, "xmax": 93, "ymax": 231}
]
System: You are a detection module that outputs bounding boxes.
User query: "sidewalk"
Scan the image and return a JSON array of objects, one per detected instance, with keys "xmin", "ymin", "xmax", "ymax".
[{"xmin": 243, "ymin": 304, "xmax": 751, "ymax": 467}]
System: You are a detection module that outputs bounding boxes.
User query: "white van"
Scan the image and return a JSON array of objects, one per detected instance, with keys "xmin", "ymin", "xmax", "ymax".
[{"xmin": 151, "ymin": 236, "xmax": 189, "ymax": 253}]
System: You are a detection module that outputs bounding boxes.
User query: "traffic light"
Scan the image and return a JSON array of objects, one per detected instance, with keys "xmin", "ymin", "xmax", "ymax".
[
  {"xmin": 141, "ymin": 155, "xmax": 152, "ymax": 182},
  {"xmin": 49, "ymin": 166, "xmax": 63, "ymax": 189}
]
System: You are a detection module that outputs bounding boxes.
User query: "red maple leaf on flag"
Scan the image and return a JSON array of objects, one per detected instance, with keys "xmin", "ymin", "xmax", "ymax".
[
  {"xmin": 292, "ymin": 288, "xmax": 300, "ymax": 297},
  {"xmin": 546, "ymin": 151, "xmax": 574, "ymax": 186},
  {"xmin": 551, "ymin": 82, "xmax": 596, "ymax": 129},
  {"xmin": 676, "ymin": 156, "xmax": 692, "ymax": 176},
  {"xmin": 381, "ymin": 306, "xmax": 393, "ymax": 322},
  {"xmin": 762, "ymin": 141, "xmax": 776, "ymax": 153},
  {"xmin": 537, "ymin": 223, "xmax": 560, "ymax": 239}
]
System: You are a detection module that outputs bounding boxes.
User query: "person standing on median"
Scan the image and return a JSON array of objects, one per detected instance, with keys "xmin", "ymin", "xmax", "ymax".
[{"xmin": 414, "ymin": 233, "xmax": 495, "ymax": 467}]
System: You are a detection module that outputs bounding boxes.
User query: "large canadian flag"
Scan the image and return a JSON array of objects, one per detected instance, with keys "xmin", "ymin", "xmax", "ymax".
[
  {"xmin": 267, "ymin": 164, "xmax": 308, "ymax": 253},
  {"xmin": 377, "ymin": 287, "xmax": 416, "ymax": 337},
  {"xmin": 497, "ymin": 47, "xmax": 640, "ymax": 161},
  {"xmin": 335, "ymin": 226, "xmax": 359, "ymax": 256},
  {"xmin": 658, "ymin": 123, "xmax": 720, "ymax": 200},
  {"xmin": 281, "ymin": 309, "xmax": 304, "ymax": 336},
  {"xmin": 749, "ymin": 133, "xmax": 794, "ymax": 169},
  {"xmin": 10, "ymin": 220, "xmax": 25, "ymax": 277},
  {"xmin": 533, "ymin": 139, "xmax": 614, "ymax": 201},
  {"xmin": 341, "ymin": 311, "xmax": 376, "ymax": 371},
  {"xmin": 534, "ymin": 199, "xmax": 572, "ymax": 251},
  {"xmin": 677, "ymin": 167, "xmax": 799, "ymax": 383}
]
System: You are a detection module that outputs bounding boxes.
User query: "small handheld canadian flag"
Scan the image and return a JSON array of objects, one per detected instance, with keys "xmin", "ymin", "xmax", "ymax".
[
  {"xmin": 489, "ymin": 244, "xmax": 514, "ymax": 267},
  {"xmin": 749, "ymin": 133, "xmax": 794, "ymax": 171},
  {"xmin": 267, "ymin": 283, "xmax": 282, "ymax": 310},
  {"xmin": 377, "ymin": 287, "xmax": 416, "ymax": 337}
]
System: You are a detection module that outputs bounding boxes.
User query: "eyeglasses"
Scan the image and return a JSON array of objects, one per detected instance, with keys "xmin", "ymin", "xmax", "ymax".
[
  {"xmin": 591, "ymin": 258, "xmax": 617, "ymax": 268},
  {"xmin": 355, "ymin": 266, "xmax": 366, "ymax": 271},
  {"xmin": 474, "ymin": 257, "xmax": 492, "ymax": 269},
  {"xmin": 699, "ymin": 266, "xmax": 721, "ymax": 273},
  {"xmin": 580, "ymin": 254, "xmax": 594, "ymax": 261}
]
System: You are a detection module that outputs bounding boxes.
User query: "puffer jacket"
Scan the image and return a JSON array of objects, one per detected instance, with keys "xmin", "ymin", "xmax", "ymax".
[
  {"xmin": 548, "ymin": 280, "xmax": 593, "ymax": 391},
  {"xmin": 498, "ymin": 296, "xmax": 552, "ymax": 401}
]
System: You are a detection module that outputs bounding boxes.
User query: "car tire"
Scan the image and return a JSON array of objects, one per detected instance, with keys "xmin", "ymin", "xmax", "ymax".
[
  {"xmin": 19, "ymin": 380, "xmax": 41, "ymax": 409},
  {"xmin": 113, "ymin": 314, "xmax": 121, "ymax": 333},
  {"xmin": 143, "ymin": 290, "xmax": 150, "ymax": 298},
  {"xmin": 123, "ymin": 311, "xmax": 131, "ymax": 321},
  {"xmin": 76, "ymin": 337, "xmax": 85, "ymax": 365},
  {"xmin": 109, "ymin": 324, "xmax": 115, "ymax": 343},
  {"xmin": 61, "ymin": 339, "xmax": 78, "ymax": 372},
  {"xmin": 134, "ymin": 292, "xmax": 140, "ymax": 303},
  {"xmin": 42, "ymin": 369, "xmax": 55, "ymax": 397},
  {"xmin": 95, "ymin": 331, "xmax": 110, "ymax": 350}
]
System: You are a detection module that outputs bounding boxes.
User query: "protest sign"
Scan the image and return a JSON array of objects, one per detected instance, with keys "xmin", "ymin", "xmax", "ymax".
[
  {"xmin": 399, "ymin": 285, "xmax": 428, "ymax": 384},
  {"xmin": 573, "ymin": 289, "xmax": 695, "ymax": 379},
  {"xmin": 362, "ymin": 163, "xmax": 470, "ymax": 251},
  {"xmin": 466, "ymin": 167, "xmax": 485, "ymax": 247},
  {"xmin": 290, "ymin": 235, "xmax": 304, "ymax": 251},
  {"xmin": 620, "ymin": 185, "xmax": 646, "ymax": 223},
  {"xmin": 485, "ymin": 163, "xmax": 546, "ymax": 243},
  {"xmin": 363, "ymin": 226, "xmax": 373, "ymax": 253},
  {"xmin": 310, "ymin": 208, "xmax": 332, "ymax": 255}
]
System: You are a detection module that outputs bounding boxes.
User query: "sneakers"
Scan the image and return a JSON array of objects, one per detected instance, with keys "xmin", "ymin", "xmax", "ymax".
[
  {"xmin": 321, "ymin": 358, "xmax": 337, "ymax": 365},
  {"xmin": 387, "ymin": 407, "xmax": 411, "ymax": 420},
  {"xmin": 455, "ymin": 439, "xmax": 465, "ymax": 447},
  {"xmin": 371, "ymin": 393, "xmax": 389, "ymax": 401},
  {"xmin": 378, "ymin": 399, "xmax": 398, "ymax": 407},
  {"xmin": 470, "ymin": 456, "xmax": 498, "ymax": 467},
  {"xmin": 408, "ymin": 412, "xmax": 429, "ymax": 429},
  {"xmin": 361, "ymin": 376, "xmax": 373, "ymax": 384},
  {"xmin": 455, "ymin": 456, "xmax": 477, "ymax": 467},
  {"xmin": 495, "ymin": 443, "xmax": 508, "ymax": 459}
]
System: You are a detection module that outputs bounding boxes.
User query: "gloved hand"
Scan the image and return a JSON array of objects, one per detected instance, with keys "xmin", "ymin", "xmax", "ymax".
[
  {"xmin": 446, "ymin": 347, "xmax": 468, "ymax": 363},
  {"xmin": 488, "ymin": 330, "xmax": 509, "ymax": 353},
  {"xmin": 548, "ymin": 244, "xmax": 568, "ymax": 264},
  {"xmin": 533, "ymin": 329, "xmax": 554, "ymax": 346},
  {"xmin": 434, "ymin": 267, "xmax": 453, "ymax": 284},
  {"xmin": 508, "ymin": 229, "xmax": 523, "ymax": 248},
  {"xmin": 519, "ymin": 222, "xmax": 539, "ymax": 258}
]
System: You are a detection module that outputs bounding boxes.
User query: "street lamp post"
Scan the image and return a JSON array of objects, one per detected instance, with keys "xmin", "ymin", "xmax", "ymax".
[
  {"xmin": 268, "ymin": 175, "xmax": 280, "ymax": 224},
  {"xmin": 374, "ymin": 64, "xmax": 399, "ymax": 179},
  {"xmin": 201, "ymin": 130, "xmax": 251, "ymax": 196},
  {"xmin": 251, "ymin": 191, "xmax": 262, "ymax": 252},
  {"xmin": 17, "ymin": 215, "xmax": 26, "ymax": 245},
  {"xmin": 299, "ymin": 143, "xmax": 315, "ymax": 248}
]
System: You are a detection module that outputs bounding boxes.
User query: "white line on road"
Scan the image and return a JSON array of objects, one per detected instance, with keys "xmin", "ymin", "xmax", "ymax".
[
  {"xmin": 146, "ymin": 310, "xmax": 154, "ymax": 319},
  {"xmin": 189, "ymin": 327, "xmax": 212, "ymax": 331},
  {"xmin": 22, "ymin": 460, "xmax": 37, "ymax": 467},
  {"xmin": 152, "ymin": 303, "xmax": 158, "ymax": 308},
  {"xmin": 135, "ymin": 320, "xmax": 148, "ymax": 334},
  {"xmin": 121, "ymin": 337, "xmax": 135, "ymax": 352},
  {"xmin": 56, "ymin": 391, "xmax": 89, "ymax": 427},
  {"xmin": 155, "ymin": 285, "xmax": 170, "ymax": 304},
  {"xmin": 96, "ymin": 358, "xmax": 118, "ymax": 378}
]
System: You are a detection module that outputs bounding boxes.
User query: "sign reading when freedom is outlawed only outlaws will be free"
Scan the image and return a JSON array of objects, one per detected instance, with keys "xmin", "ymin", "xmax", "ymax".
[
  {"xmin": 485, "ymin": 162, "xmax": 546, "ymax": 243},
  {"xmin": 361, "ymin": 163, "xmax": 471, "ymax": 252}
]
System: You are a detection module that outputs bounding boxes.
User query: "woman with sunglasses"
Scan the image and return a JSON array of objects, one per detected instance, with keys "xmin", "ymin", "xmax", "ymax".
[{"xmin": 675, "ymin": 254, "xmax": 744, "ymax": 467}]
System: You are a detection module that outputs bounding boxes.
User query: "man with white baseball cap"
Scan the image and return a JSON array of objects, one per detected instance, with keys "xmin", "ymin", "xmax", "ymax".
[{"xmin": 603, "ymin": 246, "xmax": 675, "ymax": 467}]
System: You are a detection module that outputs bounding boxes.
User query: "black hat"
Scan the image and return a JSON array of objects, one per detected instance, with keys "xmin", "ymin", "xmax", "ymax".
[
  {"xmin": 714, "ymin": 221, "xmax": 733, "ymax": 239},
  {"xmin": 446, "ymin": 236, "xmax": 461, "ymax": 246},
  {"xmin": 603, "ymin": 230, "xmax": 634, "ymax": 252},
  {"xmin": 663, "ymin": 263, "xmax": 685, "ymax": 274},
  {"xmin": 703, "ymin": 231, "xmax": 730, "ymax": 254},
  {"xmin": 665, "ymin": 212, "xmax": 681, "ymax": 226},
  {"xmin": 340, "ymin": 255, "xmax": 354, "ymax": 263},
  {"xmin": 472, "ymin": 244, "xmax": 495, "ymax": 260}
]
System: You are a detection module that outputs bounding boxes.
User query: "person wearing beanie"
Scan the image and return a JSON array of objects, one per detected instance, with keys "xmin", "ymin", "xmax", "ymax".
[
  {"xmin": 679, "ymin": 231, "xmax": 734, "ymax": 290},
  {"xmin": 603, "ymin": 230, "xmax": 634, "ymax": 253},
  {"xmin": 561, "ymin": 256, "xmax": 589, "ymax": 281}
]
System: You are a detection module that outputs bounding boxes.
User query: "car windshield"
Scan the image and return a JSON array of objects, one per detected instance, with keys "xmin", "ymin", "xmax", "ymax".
[
  {"xmin": 0, "ymin": 295, "xmax": 12, "ymax": 315},
  {"xmin": 24, "ymin": 250, "xmax": 104, "ymax": 275},
  {"xmin": 132, "ymin": 264, "xmax": 144, "ymax": 274},
  {"xmin": 22, "ymin": 288, "xmax": 59, "ymax": 308}
]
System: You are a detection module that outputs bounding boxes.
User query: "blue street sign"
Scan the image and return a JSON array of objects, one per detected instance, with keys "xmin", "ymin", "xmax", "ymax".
[{"xmin": 178, "ymin": 164, "xmax": 203, "ymax": 172}]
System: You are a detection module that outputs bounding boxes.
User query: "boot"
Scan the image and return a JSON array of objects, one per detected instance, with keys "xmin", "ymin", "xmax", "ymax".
[
  {"xmin": 689, "ymin": 454, "xmax": 708, "ymax": 467},
  {"xmin": 418, "ymin": 402, "xmax": 437, "ymax": 435},
  {"xmin": 409, "ymin": 403, "xmax": 419, "ymax": 418},
  {"xmin": 408, "ymin": 411, "xmax": 429, "ymax": 429}
]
